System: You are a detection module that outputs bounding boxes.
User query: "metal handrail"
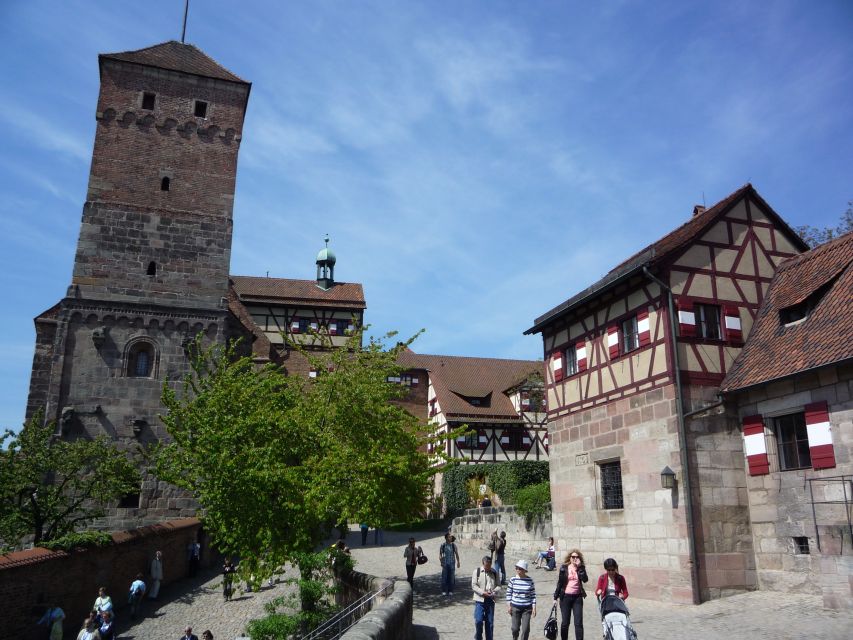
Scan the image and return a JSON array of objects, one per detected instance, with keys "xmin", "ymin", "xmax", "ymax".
[
  {"xmin": 298, "ymin": 581, "xmax": 394, "ymax": 640},
  {"xmin": 807, "ymin": 474, "xmax": 853, "ymax": 552}
]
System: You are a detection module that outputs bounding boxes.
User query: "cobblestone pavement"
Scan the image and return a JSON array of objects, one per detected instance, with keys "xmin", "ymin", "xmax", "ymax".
[
  {"xmin": 114, "ymin": 527, "xmax": 852, "ymax": 639},
  {"xmin": 349, "ymin": 528, "xmax": 853, "ymax": 640},
  {"xmin": 115, "ymin": 567, "xmax": 295, "ymax": 640}
]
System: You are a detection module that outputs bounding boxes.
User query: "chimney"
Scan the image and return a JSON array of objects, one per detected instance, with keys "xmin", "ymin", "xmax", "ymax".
[{"xmin": 693, "ymin": 205, "xmax": 706, "ymax": 217}]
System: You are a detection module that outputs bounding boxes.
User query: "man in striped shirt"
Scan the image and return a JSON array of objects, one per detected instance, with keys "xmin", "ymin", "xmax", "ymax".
[{"xmin": 506, "ymin": 559, "xmax": 537, "ymax": 640}]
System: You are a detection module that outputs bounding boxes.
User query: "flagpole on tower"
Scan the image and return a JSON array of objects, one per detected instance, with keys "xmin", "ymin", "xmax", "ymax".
[{"xmin": 181, "ymin": 0, "xmax": 189, "ymax": 43}]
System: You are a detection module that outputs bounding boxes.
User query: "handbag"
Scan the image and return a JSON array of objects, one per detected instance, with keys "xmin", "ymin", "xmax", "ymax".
[
  {"xmin": 544, "ymin": 603, "xmax": 558, "ymax": 640},
  {"xmin": 417, "ymin": 553, "xmax": 428, "ymax": 565}
]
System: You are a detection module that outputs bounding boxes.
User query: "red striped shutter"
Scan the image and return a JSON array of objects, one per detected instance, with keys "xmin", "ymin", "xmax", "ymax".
[
  {"xmin": 543, "ymin": 432, "xmax": 549, "ymax": 453},
  {"xmin": 676, "ymin": 299, "xmax": 696, "ymax": 338},
  {"xmin": 805, "ymin": 401, "xmax": 836, "ymax": 470},
  {"xmin": 500, "ymin": 431, "xmax": 510, "ymax": 447},
  {"xmin": 552, "ymin": 351, "xmax": 564, "ymax": 382},
  {"xmin": 723, "ymin": 305, "xmax": 743, "ymax": 344},
  {"xmin": 637, "ymin": 309, "xmax": 651, "ymax": 347},
  {"xmin": 478, "ymin": 430, "xmax": 488, "ymax": 449},
  {"xmin": 290, "ymin": 320, "xmax": 301, "ymax": 334},
  {"xmin": 329, "ymin": 321, "xmax": 338, "ymax": 336},
  {"xmin": 456, "ymin": 435, "xmax": 467, "ymax": 448},
  {"xmin": 607, "ymin": 326, "xmax": 620, "ymax": 359},
  {"xmin": 576, "ymin": 341, "xmax": 587, "ymax": 371},
  {"xmin": 742, "ymin": 415, "xmax": 770, "ymax": 475},
  {"xmin": 521, "ymin": 431, "xmax": 532, "ymax": 450}
]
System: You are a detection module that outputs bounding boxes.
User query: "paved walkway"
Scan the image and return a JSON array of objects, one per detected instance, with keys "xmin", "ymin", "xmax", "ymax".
[
  {"xmin": 349, "ymin": 528, "xmax": 853, "ymax": 640},
  {"xmin": 114, "ymin": 526, "xmax": 852, "ymax": 639}
]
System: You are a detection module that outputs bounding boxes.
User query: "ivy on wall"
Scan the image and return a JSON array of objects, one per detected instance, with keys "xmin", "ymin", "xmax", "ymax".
[{"xmin": 443, "ymin": 461, "xmax": 549, "ymax": 515}]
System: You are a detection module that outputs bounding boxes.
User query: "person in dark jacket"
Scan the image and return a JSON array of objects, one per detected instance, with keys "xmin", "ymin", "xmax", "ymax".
[{"xmin": 552, "ymin": 549, "xmax": 588, "ymax": 640}]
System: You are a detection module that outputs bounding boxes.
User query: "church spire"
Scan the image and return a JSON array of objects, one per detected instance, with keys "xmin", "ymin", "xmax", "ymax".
[{"xmin": 316, "ymin": 235, "xmax": 336, "ymax": 290}]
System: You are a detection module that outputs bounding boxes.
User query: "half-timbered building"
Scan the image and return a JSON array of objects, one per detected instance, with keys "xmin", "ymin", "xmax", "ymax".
[
  {"xmin": 720, "ymin": 231, "xmax": 853, "ymax": 609},
  {"xmin": 230, "ymin": 239, "xmax": 366, "ymax": 377},
  {"xmin": 396, "ymin": 351, "xmax": 549, "ymax": 496},
  {"xmin": 525, "ymin": 185, "xmax": 809, "ymax": 604}
]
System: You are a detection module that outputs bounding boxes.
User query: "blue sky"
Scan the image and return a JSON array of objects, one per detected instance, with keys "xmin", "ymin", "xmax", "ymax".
[{"xmin": 1, "ymin": 0, "xmax": 851, "ymax": 430}]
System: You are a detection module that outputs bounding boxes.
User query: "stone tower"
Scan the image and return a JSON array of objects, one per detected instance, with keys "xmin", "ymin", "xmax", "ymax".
[{"xmin": 25, "ymin": 41, "xmax": 251, "ymax": 529}]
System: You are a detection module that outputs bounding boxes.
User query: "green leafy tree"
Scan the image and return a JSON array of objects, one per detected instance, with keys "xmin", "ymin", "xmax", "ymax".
[
  {"xmin": 796, "ymin": 202, "xmax": 853, "ymax": 247},
  {"xmin": 0, "ymin": 416, "xmax": 140, "ymax": 551},
  {"xmin": 153, "ymin": 331, "xmax": 443, "ymax": 614}
]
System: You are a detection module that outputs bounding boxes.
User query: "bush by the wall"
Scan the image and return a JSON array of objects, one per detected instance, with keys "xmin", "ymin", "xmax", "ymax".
[
  {"xmin": 443, "ymin": 461, "xmax": 549, "ymax": 515},
  {"xmin": 514, "ymin": 481, "xmax": 551, "ymax": 522}
]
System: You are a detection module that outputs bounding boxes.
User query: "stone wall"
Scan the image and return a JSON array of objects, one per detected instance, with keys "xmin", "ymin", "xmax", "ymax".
[
  {"xmin": 451, "ymin": 505, "xmax": 553, "ymax": 563},
  {"xmin": 0, "ymin": 518, "xmax": 208, "ymax": 640},
  {"xmin": 338, "ymin": 569, "xmax": 412, "ymax": 640},
  {"xmin": 734, "ymin": 362, "xmax": 853, "ymax": 609}
]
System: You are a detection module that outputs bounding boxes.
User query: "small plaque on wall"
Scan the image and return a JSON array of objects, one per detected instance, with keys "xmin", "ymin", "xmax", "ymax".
[{"xmin": 575, "ymin": 452, "xmax": 590, "ymax": 466}]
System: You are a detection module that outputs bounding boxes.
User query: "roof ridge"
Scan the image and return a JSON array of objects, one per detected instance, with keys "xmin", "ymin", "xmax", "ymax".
[
  {"xmin": 775, "ymin": 229, "xmax": 853, "ymax": 272},
  {"xmin": 411, "ymin": 352, "xmax": 540, "ymax": 365}
]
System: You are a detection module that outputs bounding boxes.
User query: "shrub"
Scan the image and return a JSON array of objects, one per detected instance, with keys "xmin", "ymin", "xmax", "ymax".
[
  {"xmin": 514, "ymin": 482, "xmax": 551, "ymax": 522},
  {"xmin": 41, "ymin": 530, "xmax": 113, "ymax": 552},
  {"xmin": 442, "ymin": 461, "xmax": 549, "ymax": 515}
]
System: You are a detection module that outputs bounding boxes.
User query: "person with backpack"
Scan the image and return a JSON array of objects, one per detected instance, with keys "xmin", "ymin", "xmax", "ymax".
[
  {"xmin": 128, "ymin": 573, "xmax": 146, "ymax": 619},
  {"xmin": 439, "ymin": 532, "xmax": 461, "ymax": 596},
  {"xmin": 494, "ymin": 531, "xmax": 507, "ymax": 585},
  {"xmin": 553, "ymin": 548, "xmax": 588, "ymax": 640},
  {"xmin": 472, "ymin": 555, "xmax": 499, "ymax": 640}
]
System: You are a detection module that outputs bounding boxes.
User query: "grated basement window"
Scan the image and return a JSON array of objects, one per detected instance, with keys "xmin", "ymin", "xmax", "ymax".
[
  {"xmin": 793, "ymin": 536, "xmax": 810, "ymax": 554},
  {"xmin": 600, "ymin": 460, "xmax": 624, "ymax": 509}
]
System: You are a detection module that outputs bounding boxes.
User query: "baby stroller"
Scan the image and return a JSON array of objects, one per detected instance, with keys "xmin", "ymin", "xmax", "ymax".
[{"xmin": 598, "ymin": 594, "xmax": 638, "ymax": 640}]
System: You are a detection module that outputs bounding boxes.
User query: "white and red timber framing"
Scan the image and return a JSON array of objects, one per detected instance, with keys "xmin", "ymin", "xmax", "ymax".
[{"xmin": 524, "ymin": 184, "xmax": 831, "ymax": 605}]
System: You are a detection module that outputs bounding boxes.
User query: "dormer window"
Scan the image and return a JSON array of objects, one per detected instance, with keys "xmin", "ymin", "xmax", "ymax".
[
  {"xmin": 779, "ymin": 279, "xmax": 834, "ymax": 326},
  {"xmin": 194, "ymin": 100, "xmax": 208, "ymax": 118},
  {"xmin": 141, "ymin": 92, "xmax": 156, "ymax": 110}
]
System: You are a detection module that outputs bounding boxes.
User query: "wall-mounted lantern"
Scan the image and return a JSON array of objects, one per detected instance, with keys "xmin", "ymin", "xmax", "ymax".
[{"xmin": 661, "ymin": 466, "xmax": 676, "ymax": 490}]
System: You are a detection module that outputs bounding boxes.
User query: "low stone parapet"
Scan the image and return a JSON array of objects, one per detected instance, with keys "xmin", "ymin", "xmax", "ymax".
[
  {"xmin": 338, "ymin": 570, "xmax": 412, "ymax": 640},
  {"xmin": 451, "ymin": 505, "xmax": 553, "ymax": 563}
]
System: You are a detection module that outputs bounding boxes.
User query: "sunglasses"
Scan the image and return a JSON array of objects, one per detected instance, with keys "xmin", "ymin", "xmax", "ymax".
[{"xmin": 570, "ymin": 555, "xmax": 579, "ymax": 559}]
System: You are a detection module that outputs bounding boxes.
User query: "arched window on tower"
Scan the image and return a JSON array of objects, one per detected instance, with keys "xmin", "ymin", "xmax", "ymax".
[
  {"xmin": 127, "ymin": 341, "xmax": 156, "ymax": 378},
  {"xmin": 160, "ymin": 176, "xmax": 171, "ymax": 191},
  {"xmin": 147, "ymin": 261, "xmax": 157, "ymax": 276}
]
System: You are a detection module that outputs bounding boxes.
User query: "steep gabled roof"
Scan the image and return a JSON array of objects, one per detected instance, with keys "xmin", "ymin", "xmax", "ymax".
[
  {"xmin": 721, "ymin": 231, "xmax": 853, "ymax": 392},
  {"xmin": 230, "ymin": 276, "xmax": 365, "ymax": 310},
  {"xmin": 226, "ymin": 285, "xmax": 281, "ymax": 365},
  {"xmin": 398, "ymin": 351, "xmax": 541, "ymax": 421},
  {"xmin": 100, "ymin": 41, "xmax": 248, "ymax": 84},
  {"xmin": 525, "ymin": 184, "xmax": 808, "ymax": 334}
]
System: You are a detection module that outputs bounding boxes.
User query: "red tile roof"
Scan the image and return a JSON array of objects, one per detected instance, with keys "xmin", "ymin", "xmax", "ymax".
[
  {"xmin": 721, "ymin": 231, "xmax": 853, "ymax": 392},
  {"xmin": 526, "ymin": 184, "xmax": 808, "ymax": 333},
  {"xmin": 100, "ymin": 41, "xmax": 248, "ymax": 84},
  {"xmin": 230, "ymin": 276, "xmax": 365, "ymax": 310},
  {"xmin": 398, "ymin": 351, "xmax": 542, "ymax": 421}
]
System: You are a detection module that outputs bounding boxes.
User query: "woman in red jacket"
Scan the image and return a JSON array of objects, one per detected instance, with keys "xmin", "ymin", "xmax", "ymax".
[{"xmin": 594, "ymin": 558, "xmax": 629, "ymax": 600}]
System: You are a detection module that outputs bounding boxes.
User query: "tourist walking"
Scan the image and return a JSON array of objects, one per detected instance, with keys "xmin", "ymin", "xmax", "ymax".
[
  {"xmin": 180, "ymin": 626, "xmax": 199, "ymax": 640},
  {"xmin": 93, "ymin": 587, "xmax": 113, "ymax": 618},
  {"xmin": 472, "ymin": 555, "xmax": 499, "ymax": 640},
  {"xmin": 554, "ymin": 548, "xmax": 588, "ymax": 640},
  {"xmin": 222, "ymin": 558, "xmax": 237, "ymax": 601},
  {"xmin": 38, "ymin": 604, "xmax": 65, "ymax": 640},
  {"xmin": 594, "ymin": 557, "xmax": 629, "ymax": 600},
  {"xmin": 495, "ymin": 531, "xmax": 507, "ymax": 585},
  {"xmin": 150, "ymin": 550, "xmax": 164, "ymax": 599},
  {"xmin": 98, "ymin": 610, "xmax": 115, "ymax": 640},
  {"xmin": 76, "ymin": 611, "xmax": 101, "ymax": 640},
  {"xmin": 128, "ymin": 573, "xmax": 146, "ymax": 618},
  {"xmin": 507, "ymin": 559, "xmax": 537, "ymax": 640},
  {"xmin": 439, "ymin": 532, "xmax": 461, "ymax": 596},
  {"xmin": 201, "ymin": 631, "xmax": 214, "ymax": 640},
  {"xmin": 373, "ymin": 525, "xmax": 384, "ymax": 545},
  {"xmin": 402, "ymin": 537, "xmax": 424, "ymax": 586},
  {"xmin": 187, "ymin": 540, "xmax": 201, "ymax": 577},
  {"xmin": 360, "ymin": 522, "xmax": 369, "ymax": 545}
]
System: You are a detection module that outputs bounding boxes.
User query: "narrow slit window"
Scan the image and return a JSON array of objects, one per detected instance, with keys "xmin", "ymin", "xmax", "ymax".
[
  {"xmin": 146, "ymin": 261, "xmax": 157, "ymax": 276},
  {"xmin": 160, "ymin": 176, "xmax": 170, "ymax": 191},
  {"xmin": 141, "ymin": 92, "xmax": 156, "ymax": 110},
  {"xmin": 194, "ymin": 100, "xmax": 208, "ymax": 118}
]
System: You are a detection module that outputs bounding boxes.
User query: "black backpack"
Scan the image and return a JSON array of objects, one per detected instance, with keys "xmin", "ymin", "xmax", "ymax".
[{"xmin": 544, "ymin": 604, "xmax": 558, "ymax": 640}]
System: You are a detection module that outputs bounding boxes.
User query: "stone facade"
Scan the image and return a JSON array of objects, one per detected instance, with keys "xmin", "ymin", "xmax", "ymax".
[
  {"xmin": 731, "ymin": 362, "xmax": 853, "ymax": 608},
  {"xmin": 451, "ymin": 505, "xmax": 553, "ymax": 561},
  {"xmin": 24, "ymin": 43, "xmax": 251, "ymax": 529}
]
